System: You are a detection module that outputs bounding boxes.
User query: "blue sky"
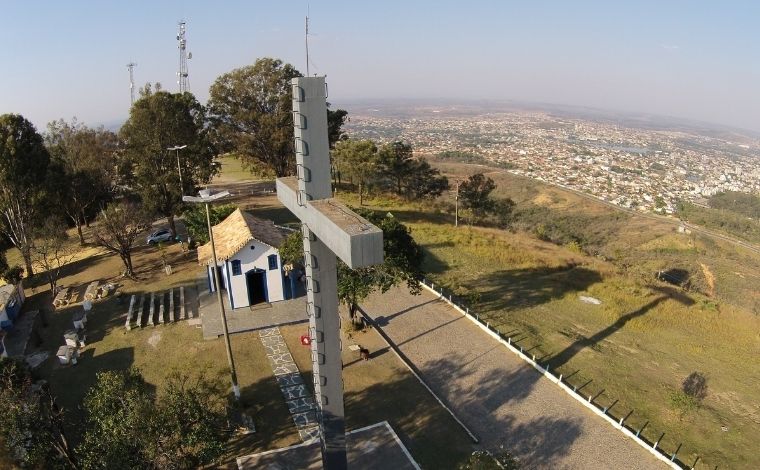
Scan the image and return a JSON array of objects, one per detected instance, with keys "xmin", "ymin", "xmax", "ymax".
[{"xmin": 1, "ymin": 1, "xmax": 759, "ymax": 132}]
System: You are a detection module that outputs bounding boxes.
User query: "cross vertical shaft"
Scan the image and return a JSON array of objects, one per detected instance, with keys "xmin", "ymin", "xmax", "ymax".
[{"xmin": 293, "ymin": 76, "xmax": 347, "ymax": 469}]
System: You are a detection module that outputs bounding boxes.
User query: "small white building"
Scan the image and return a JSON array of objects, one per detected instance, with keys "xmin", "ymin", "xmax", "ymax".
[
  {"xmin": 0, "ymin": 283, "xmax": 25, "ymax": 332},
  {"xmin": 198, "ymin": 209, "xmax": 291, "ymax": 309}
]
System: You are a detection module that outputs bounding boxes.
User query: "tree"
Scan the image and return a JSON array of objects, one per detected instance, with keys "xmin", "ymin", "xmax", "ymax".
[
  {"xmin": 332, "ymin": 140, "xmax": 378, "ymax": 205},
  {"xmin": 0, "ymin": 358, "xmax": 76, "ymax": 468},
  {"xmin": 77, "ymin": 368, "xmax": 228, "ymax": 470},
  {"xmin": 459, "ymin": 173, "xmax": 497, "ymax": 222},
  {"xmin": 376, "ymin": 142, "xmax": 448, "ymax": 199},
  {"xmin": 31, "ymin": 217, "xmax": 76, "ymax": 293},
  {"xmin": 120, "ymin": 90, "xmax": 216, "ymax": 237},
  {"xmin": 404, "ymin": 159, "xmax": 449, "ymax": 199},
  {"xmin": 0, "ymin": 114, "xmax": 52, "ymax": 276},
  {"xmin": 208, "ymin": 58, "xmax": 348, "ymax": 177},
  {"xmin": 338, "ymin": 211, "xmax": 423, "ymax": 321},
  {"xmin": 182, "ymin": 203, "xmax": 237, "ymax": 245},
  {"xmin": 92, "ymin": 201, "xmax": 151, "ymax": 278},
  {"xmin": 279, "ymin": 230, "xmax": 304, "ymax": 266},
  {"xmin": 377, "ymin": 141, "xmax": 414, "ymax": 195},
  {"xmin": 45, "ymin": 119, "xmax": 120, "ymax": 245}
]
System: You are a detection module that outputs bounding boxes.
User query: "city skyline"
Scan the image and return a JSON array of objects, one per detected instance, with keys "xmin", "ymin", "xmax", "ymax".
[{"xmin": 2, "ymin": 1, "xmax": 759, "ymax": 133}]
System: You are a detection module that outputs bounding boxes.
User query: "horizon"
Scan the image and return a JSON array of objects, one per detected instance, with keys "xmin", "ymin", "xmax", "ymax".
[{"xmin": 2, "ymin": 1, "xmax": 760, "ymax": 134}]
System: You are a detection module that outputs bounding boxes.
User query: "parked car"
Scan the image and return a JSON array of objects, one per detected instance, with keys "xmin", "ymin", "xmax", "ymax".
[{"xmin": 146, "ymin": 229, "xmax": 173, "ymax": 245}]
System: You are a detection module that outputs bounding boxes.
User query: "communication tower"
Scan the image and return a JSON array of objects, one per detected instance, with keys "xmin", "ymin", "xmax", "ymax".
[
  {"xmin": 176, "ymin": 21, "xmax": 191, "ymax": 93},
  {"xmin": 127, "ymin": 62, "xmax": 137, "ymax": 105}
]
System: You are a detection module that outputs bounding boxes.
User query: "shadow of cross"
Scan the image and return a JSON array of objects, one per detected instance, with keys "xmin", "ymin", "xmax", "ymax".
[
  {"xmin": 276, "ymin": 76, "xmax": 384, "ymax": 470},
  {"xmin": 550, "ymin": 285, "xmax": 695, "ymax": 369}
]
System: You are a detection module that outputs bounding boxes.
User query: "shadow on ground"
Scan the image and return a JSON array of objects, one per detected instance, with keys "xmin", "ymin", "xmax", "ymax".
[{"xmin": 477, "ymin": 264, "xmax": 603, "ymax": 313}]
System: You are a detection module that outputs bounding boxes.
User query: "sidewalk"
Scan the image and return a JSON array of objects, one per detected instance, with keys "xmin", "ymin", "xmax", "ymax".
[
  {"xmin": 197, "ymin": 276, "xmax": 307, "ymax": 339},
  {"xmin": 361, "ymin": 286, "xmax": 665, "ymax": 469}
]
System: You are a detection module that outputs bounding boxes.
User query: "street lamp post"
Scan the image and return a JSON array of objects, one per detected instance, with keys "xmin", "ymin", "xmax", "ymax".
[
  {"xmin": 183, "ymin": 189, "xmax": 240, "ymax": 400},
  {"xmin": 168, "ymin": 145, "xmax": 188, "ymax": 195}
]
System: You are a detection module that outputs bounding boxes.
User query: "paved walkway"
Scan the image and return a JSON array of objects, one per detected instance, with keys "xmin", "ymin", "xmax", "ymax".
[
  {"xmin": 259, "ymin": 326, "xmax": 320, "ymax": 441},
  {"xmin": 362, "ymin": 286, "xmax": 665, "ymax": 469},
  {"xmin": 237, "ymin": 421, "xmax": 419, "ymax": 470},
  {"xmin": 197, "ymin": 277, "xmax": 307, "ymax": 339}
]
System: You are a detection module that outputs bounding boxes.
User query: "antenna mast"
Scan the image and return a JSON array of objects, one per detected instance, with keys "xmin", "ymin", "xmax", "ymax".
[
  {"xmin": 305, "ymin": 15, "xmax": 310, "ymax": 76},
  {"xmin": 177, "ymin": 21, "xmax": 190, "ymax": 93},
  {"xmin": 127, "ymin": 62, "xmax": 137, "ymax": 105}
]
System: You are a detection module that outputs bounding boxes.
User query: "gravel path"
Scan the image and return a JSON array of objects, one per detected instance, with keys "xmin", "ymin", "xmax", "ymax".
[{"xmin": 362, "ymin": 286, "xmax": 665, "ymax": 469}]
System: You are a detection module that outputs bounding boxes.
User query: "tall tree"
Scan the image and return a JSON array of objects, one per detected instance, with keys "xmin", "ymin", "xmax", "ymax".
[
  {"xmin": 120, "ymin": 90, "xmax": 216, "ymax": 236},
  {"xmin": 45, "ymin": 119, "xmax": 120, "ymax": 245},
  {"xmin": 0, "ymin": 114, "xmax": 52, "ymax": 276},
  {"xmin": 31, "ymin": 217, "xmax": 76, "ymax": 293},
  {"xmin": 92, "ymin": 201, "xmax": 151, "ymax": 278},
  {"xmin": 208, "ymin": 58, "xmax": 348, "ymax": 177},
  {"xmin": 332, "ymin": 139, "xmax": 378, "ymax": 205},
  {"xmin": 0, "ymin": 358, "xmax": 76, "ymax": 468},
  {"xmin": 377, "ymin": 141, "xmax": 448, "ymax": 199},
  {"xmin": 459, "ymin": 172, "xmax": 497, "ymax": 222},
  {"xmin": 377, "ymin": 141, "xmax": 414, "ymax": 195}
]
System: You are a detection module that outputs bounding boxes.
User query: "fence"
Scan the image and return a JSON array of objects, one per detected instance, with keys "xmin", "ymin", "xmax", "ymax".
[{"xmin": 419, "ymin": 277, "xmax": 702, "ymax": 470}]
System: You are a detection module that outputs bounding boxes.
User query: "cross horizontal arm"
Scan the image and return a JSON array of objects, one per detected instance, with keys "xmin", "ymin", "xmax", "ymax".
[{"xmin": 277, "ymin": 177, "xmax": 383, "ymax": 269}]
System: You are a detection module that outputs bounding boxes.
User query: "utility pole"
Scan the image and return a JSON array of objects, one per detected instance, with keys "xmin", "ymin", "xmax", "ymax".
[
  {"xmin": 183, "ymin": 190, "xmax": 240, "ymax": 400},
  {"xmin": 455, "ymin": 179, "xmax": 460, "ymax": 227},
  {"xmin": 168, "ymin": 144, "xmax": 187, "ymax": 196},
  {"xmin": 176, "ymin": 21, "xmax": 190, "ymax": 93},
  {"xmin": 127, "ymin": 62, "xmax": 137, "ymax": 105}
]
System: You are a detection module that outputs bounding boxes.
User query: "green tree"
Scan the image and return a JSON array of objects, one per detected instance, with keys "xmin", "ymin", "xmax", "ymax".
[
  {"xmin": 45, "ymin": 119, "xmax": 120, "ymax": 245},
  {"xmin": 182, "ymin": 203, "xmax": 237, "ymax": 245},
  {"xmin": 459, "ymin": 173, "xmax": 497, "ymax": 222},
  {"xmin": 377, "ymin": 141, "xmax": 415, "ymax": 195},
  {"xmin": 77, "ymin": 368, "xmax": 227, "ymax": 470},
  {"xmin": 208, "ymin": 58, "xmax": 348, "ymax": 177},
  {"xmin": 0, "ymin": 358, "xmax": 76, "ymax": 468},
  {"xmin": 338, "ymin": 211, "xmax": 423, "ymax": 321},
  {"xmin": 92, "ymin": 201, "xmax": 151, "ymax": 278},
  {"xmin": 208, "ymin": 58, "xmax": 302, "ymax": 177},
  {"xmin": 279, "ymin": 230, "xmax": 304, "ymax": 266},
  {"xmin": 120, "ymin": 90, "xmax": 216, "ymax": 237},
  {"xmin": 372, "ymin": 142, "xmax": 449, "ymax": 199},
  {"xmin": 0, "ymin": 114, "xmax": 52, "ymax": 276},
  {"xmin": 332, "ymin": 139, "xmax": 378, "ymax": 205},
  {"xmin": 31, "ymin": 217, "xmax": 76, "ymax": 293}
]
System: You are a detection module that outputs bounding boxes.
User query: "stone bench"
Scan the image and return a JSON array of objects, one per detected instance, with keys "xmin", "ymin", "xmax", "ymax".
[
  {"xmin": 53, "ymin": 287, "xmax": 71, "ymax": 308},
  {"xmin": 84, "ymin": 281, "xmax": 100, "ymax": 301}
]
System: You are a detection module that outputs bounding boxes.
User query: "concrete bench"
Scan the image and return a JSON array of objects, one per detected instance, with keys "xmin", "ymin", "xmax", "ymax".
[
  {"xmin": 53, "ymin": 287, "xmax": 71, "ymax": 308},
  {"xmin": 84, "ymin": 281, "xmax": 100, "ymax": 301}
]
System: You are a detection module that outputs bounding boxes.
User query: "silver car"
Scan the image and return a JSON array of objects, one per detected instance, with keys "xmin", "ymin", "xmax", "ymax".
[{"xmin": 146, "ymin": 229, "xmax": 173, "ymax": 245}]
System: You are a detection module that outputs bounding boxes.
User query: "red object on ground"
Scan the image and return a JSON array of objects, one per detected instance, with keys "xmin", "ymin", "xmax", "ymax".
[{"xmin": 300, "ymin": 334, "xmax": 311, "ymax": 346}]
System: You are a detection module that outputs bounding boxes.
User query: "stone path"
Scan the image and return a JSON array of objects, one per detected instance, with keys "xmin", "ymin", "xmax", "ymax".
[
  {"xmin": 198, "ymin": 276, "xmax": 307, "ymax": 339},
  {"xmin": 362, "ymin": 286, "xmax": 665, "ymax": 469},
  {"xmin": 258, "ymin": 327, "xmax": 320, "ymax": 441}
]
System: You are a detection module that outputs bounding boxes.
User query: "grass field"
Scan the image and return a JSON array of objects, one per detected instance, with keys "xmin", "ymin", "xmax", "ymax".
[{"xmin": 337, "ymin": 162, "xmax": 760, "ymax": 469}]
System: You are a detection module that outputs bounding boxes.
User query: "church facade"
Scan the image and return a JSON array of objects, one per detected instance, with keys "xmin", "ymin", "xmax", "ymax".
[{"xmin": 198, "ymin": 209, "xmax": 295, "ymax": 309}]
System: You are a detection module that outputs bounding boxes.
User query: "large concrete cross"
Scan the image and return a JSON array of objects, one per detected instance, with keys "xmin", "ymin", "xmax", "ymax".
[{"xmin": 277, "ymin": 76, "xmax": 384, "ymax": 469}]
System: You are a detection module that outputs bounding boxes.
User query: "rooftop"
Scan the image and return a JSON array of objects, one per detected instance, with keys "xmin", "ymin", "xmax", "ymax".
[{"xmin": 197, "ymin": 209, "xmax": 288, "ymax": 265}]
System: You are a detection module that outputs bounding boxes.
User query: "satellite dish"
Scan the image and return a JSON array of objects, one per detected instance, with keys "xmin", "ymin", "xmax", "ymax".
[{"xmin": 188, "ymin": 52, "xmax": 192, "ymax": 59}]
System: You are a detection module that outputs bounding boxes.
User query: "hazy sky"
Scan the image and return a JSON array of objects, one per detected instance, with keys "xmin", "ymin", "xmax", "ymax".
[{"xmin": 2, "ymin": 1, "xmax": 759, "ymax": 132}]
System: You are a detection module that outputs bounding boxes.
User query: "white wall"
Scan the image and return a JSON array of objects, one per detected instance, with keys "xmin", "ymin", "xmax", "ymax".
[{"xmin": 209, "ymin": 240, "xmax": 284, "ymax": 309}]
